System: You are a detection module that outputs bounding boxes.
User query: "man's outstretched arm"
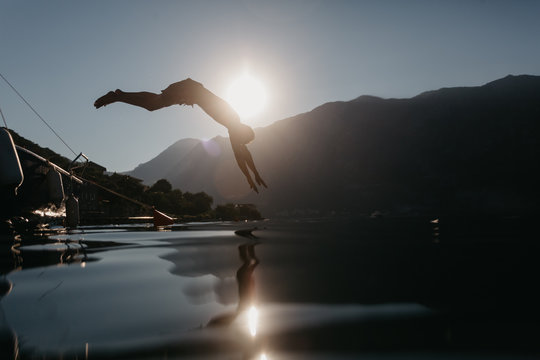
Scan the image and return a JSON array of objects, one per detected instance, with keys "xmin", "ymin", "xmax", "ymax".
[
  {"xmin": 232, "ymin": 143, "xmax": 267, "ymax": 191},
  {"xmin": 239, "ymin": 144, "xmax": 267, "ymax": 188},
  {"xmin": 232, "ymin": 144, "xmax": 259, "ymax": 193}
]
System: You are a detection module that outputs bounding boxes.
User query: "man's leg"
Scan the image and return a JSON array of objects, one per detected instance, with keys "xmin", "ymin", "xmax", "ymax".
[{"xmin": 94, "ymin": 90, "xmax": 171, "ymax": 111}]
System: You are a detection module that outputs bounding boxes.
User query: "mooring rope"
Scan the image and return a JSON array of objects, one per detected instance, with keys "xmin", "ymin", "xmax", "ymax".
[
  {"xmin": 73, "ymin": 174, "xmax": 153, "ymax": 210},
  {"xmin": 0, "ymin": 72, "xmax": 79, "ymax": 157},
  {"xmin": 73, "ymin": 174, "xmax": 176, "ymax": 222}
]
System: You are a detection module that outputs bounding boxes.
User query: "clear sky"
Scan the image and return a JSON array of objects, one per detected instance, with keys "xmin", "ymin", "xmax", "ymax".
[{"xmin": 1, "ymin": 0, "xmax": 539, "ymax": 172}]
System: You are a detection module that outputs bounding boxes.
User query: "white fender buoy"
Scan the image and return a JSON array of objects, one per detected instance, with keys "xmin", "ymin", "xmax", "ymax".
[
  {"xmin": 66, "ymin": 194, "xmax": 79, "ymax": 228},
  {"xmin": 47, "ymin": 168, "xmax": 65, "ymax": 206},
  {"xmin": 0, "ymin": 128, "xmax": 24, "ymax": 194}
]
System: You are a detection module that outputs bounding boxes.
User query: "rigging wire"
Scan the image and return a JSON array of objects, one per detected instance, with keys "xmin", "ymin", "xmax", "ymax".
[
  {"xmin": 0, "ymin": 102, "xmax": 8, "ymax": 128},
  {"xmin": 0, "ymin": 72, "xmax": 78, "ymax": 157}
]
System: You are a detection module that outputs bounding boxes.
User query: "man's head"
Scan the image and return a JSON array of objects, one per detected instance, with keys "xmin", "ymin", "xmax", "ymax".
[{"xmin": 229, "ymin": 123, "xmax": 255, "ymax": 145}]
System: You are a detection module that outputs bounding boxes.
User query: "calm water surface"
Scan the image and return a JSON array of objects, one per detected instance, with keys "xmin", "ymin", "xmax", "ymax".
[{"xmin": 1, "ymin": 218, "xmax": 539, "ymax": 359}]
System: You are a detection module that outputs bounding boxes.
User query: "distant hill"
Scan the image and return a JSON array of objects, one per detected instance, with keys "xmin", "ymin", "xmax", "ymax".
[
  {"xmin": 125, "ymin": 75, "xmax": 540, "ymax": 217},
  {"xmin": 125, "ymin": 138, "xmax": 200, "ymax": 185}
]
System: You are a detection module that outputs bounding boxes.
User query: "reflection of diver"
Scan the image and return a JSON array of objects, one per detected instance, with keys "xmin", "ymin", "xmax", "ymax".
[
  {"xmin": 207, "ymin": 243, "xmax": 259, "ymax": 327},
  {"xmin": 237, "ymin": 244, "xmax": 259, "ymax": 314}
]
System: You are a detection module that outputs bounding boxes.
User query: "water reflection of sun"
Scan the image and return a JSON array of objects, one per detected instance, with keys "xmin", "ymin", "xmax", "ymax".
[
  {"xmin": 226, "ymin": 72, "xmax": 267, "ymax": 119},
  {"xmin": 248, "ymin": 305, "xmax": 259, "ymax": 337}
]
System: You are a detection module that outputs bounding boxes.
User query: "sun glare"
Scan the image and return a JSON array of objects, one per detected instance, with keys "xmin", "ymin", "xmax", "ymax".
[{"xmin": 226, "ymin": 73, "xmax": 267, "ymax": 119}]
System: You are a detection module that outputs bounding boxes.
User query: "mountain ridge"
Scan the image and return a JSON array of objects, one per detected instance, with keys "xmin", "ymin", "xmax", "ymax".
[
  {"xmin": 126, "ymin": 137, "xmax": 201, "ymax": 185},
  {"xmin": 125, "ymin": 74, "xmax": 540, "ymax": 217}
]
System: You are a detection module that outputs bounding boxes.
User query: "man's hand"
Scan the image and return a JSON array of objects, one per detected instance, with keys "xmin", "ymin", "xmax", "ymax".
[
  {"xmin": 255, "ymin": 174, "xmax": 267, "ymax": 188},
  {"xmin": 247, "ymin": 176, "xmax": 259, "ymax": 193}
]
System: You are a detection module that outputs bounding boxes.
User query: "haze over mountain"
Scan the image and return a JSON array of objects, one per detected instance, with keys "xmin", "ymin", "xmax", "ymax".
[
  {"xmin": 127, "ymin": 138, "xmax": 201, "ymax": 186},
  {"xmin": 126, "ymin": 75, "xmax": 540, "ymax": 217}
]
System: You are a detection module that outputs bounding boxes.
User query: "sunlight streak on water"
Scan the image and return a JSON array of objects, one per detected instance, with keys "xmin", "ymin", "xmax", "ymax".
[
  {"xmin": 248, "ymin": 305, "xmax": 258, "ymax": 337},
  {"xmin": 32, "ymin": 204, "xmax": 65, "ymax": 218}
]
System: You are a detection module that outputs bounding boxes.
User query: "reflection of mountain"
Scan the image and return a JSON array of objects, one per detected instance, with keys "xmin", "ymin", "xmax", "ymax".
[{"xmin": 126, "ymin": 75, "xmax": 540, "ymax": 217}]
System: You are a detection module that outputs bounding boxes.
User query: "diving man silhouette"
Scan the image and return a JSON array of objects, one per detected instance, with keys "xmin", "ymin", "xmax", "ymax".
[{"xmin": 94, "ymin": 78, "xmax": 267, "ymax": 193}]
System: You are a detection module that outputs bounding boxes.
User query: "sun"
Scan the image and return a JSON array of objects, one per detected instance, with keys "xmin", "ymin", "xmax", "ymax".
[{"xmin": 226, "ymin": 73, "xmax": 267, "ymax": 119}]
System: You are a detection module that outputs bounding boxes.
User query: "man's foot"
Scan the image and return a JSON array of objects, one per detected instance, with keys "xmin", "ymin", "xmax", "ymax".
[{"xmin": 94, "ymin": 90, "xmax": 121, "ymax": 109}]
